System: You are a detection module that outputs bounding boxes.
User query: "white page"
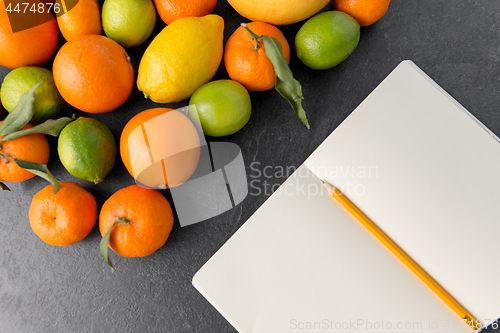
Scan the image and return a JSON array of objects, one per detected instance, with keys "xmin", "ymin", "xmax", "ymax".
[
  {"xmin": 304, "ymin": 60, "xmax": 500, "ymax": 324},
  {"xmin": 194, "ymin": 165, "xmax": 473, "ymax": 333}
]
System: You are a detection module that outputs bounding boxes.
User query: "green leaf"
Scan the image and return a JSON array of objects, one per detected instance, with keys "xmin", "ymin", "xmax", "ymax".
[
  {"xmin": 0, "ymin": 182, "xmax": 10, "ymax": 191},
  {"xmin": 100, "ymin": 221, "xmax": 120, "ymax": 273},
  {"xmin": 0, "ymin": 153, "xmax": 61, "ymax": 194},
  {"xmin": 241, "ymin": 24, "xmax": 310, "ymax": 129},
  {"xmin": 1, "ymin": 115, "xmax": 75, "ymax": 141},
  {"xmin": 0, "ymin": 84, "xmax": 39, "ymax": 137},
  {"xmin": 261, "ymin": 35, "xmax": 310, "ymax": 129}
]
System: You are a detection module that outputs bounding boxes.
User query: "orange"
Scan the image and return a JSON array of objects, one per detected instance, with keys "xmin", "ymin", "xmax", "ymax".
[
  {"xmin": 29, "ymin": 182, "xmax": 97, "ymax": 246},
  {"xmin": 120, "ymin": 108, "xmax": 200, "ymax": 189},
  {"xmin": 224, "ymin": 22, "xmax": 290, "ymax": 92},
  {"xmin": 154, "ymin": 0, "xmax": 217, "ymax": 25},
  {"xmin": 0, "ymin": 123, "xmax": 49, "ymax": 182},
  {"xmin": 57, "ymin": 0, "xmax": 103, "ymax": 41},
  {"xmin": 334, "ymin": 0, "xmax": 390, "ymax": 27},
  {"xmin": 0, "ymin": 0, "xmax": 59, "ymax": 69},
  {"xmin": 53, "ymin": 35, "xmax": 134, "ymax": 113},
  {"xmin": 99, "ymin": 185, "xmax": 174, "ymax": 257}
]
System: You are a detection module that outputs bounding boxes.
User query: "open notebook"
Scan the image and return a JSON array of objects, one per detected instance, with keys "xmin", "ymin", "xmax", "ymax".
[{"xmin": 193, "ymin": 61, "xmax": 500, "ymax": 332}]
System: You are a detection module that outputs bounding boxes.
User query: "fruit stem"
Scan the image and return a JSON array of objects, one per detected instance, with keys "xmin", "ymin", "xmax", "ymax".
[
  {"xmin": 0, "ymin": 153, "xmax": 9, "ymax": 163},
  {"xmin": 116, "ymin": 217, "xmax": 130, "ymax": 226},
  {"xmin": 241, "ymin": 23, "xmax": 262, "ymax": 51}
]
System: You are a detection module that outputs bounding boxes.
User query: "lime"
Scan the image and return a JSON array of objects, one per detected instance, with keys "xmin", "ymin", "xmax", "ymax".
[
  {"xmin": 102, "ymin": 0, "xmax": 157, "ymax": 48},
  {"xmin": 0, "ymin": 66, "xmax": 67, "ymax": 122},
  {"xmin": 295, "ymin": 11, "xmax": 360, "ymax": 70},
  {"xmin": 58, "ymin": 117, "xmax": 117, "ymax": 184},
  {"xmin": 190, "ymin": 80, "xmax": 251, "ymax": 137}
]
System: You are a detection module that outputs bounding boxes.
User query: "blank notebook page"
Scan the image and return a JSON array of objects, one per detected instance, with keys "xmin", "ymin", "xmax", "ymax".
[
  {"xmin": 304, "ymin": 60, "xmax": 500, "ymax": 322},
  {"xmin": 193, "ymin": 165, "xmax": 472, "ymax": 333}
]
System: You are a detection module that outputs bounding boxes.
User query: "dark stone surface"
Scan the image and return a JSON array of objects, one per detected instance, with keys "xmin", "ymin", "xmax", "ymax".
[{"xmin": 1, "ymin": 0, "xmax": 499, "ymax": 332}]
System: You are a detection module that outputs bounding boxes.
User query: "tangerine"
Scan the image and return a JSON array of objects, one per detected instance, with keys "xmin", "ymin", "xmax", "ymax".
[
  {"xmin": 99, "ymin": 185, "xmax": 174, "ymax": 257},
  {"xmin": 224, "ymin": 22, "xmax": 290, "ymax": 92},
  {"xmin": 0, "ymin": 123, "xmax": 49, "ymax": 182},
  {"xmin": 333, "ymin": 0, "xmax": 390, "ymax": 27},
  {"xmin": 29, "ymin": 182, "xmax": 97, "ymax": 246},
  {"xmin": 153, "ymin": 0, "xmax": 217, "ymax": 25},
  {"xmin": 57, "ymin": 0, "xmax": 103, "ymax": 41}
]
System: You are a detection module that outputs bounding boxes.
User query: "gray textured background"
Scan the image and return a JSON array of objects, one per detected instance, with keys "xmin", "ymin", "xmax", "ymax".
[{"xmin": 1, "ymin": 0, "xmax": 500, "ymax": 332}]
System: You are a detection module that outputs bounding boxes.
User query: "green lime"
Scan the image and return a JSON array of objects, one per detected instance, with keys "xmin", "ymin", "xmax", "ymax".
[
  {"xmin": 0, "ymin": 66, "xmax": 67, "ymax": 122},
  {"xmin": 295, "ymin": 11, "xmax": 360, "ymax": 70},
  {"xmin": 102, "ymin": 0, "xmax": 157, "ymax": 48},
  {"xmin": 190, "ymin": 80, "xmax": 251, "ymax": 137},
  {"xmin": 58, "ymin": 117, "xmax": 117, "ymax": 184}
]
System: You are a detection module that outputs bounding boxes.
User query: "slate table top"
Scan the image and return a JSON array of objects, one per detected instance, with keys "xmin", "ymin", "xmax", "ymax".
[{"xmin": 1, "ymin": 0, "xmax": 500, "ymax": 332}]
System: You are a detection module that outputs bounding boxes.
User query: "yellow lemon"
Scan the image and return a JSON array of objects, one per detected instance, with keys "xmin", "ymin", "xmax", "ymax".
[
  {"xmin": 137, "ymin": 14, "xmax": 224, "ymax": 103},
  {"xmin": 227, "ymin": 0, "xmax": 330, "ymax": 25}
]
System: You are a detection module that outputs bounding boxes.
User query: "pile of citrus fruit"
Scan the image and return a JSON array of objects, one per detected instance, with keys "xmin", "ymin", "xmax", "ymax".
[{"xmin": 0, "ymin": 0, "xmax": 391, "ymax": 271}]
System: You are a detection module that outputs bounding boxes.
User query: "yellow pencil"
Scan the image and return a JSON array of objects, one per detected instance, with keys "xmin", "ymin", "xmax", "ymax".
[{"xmin": 321, "ymin": 179, "xmax": 479, "ymax": 331}]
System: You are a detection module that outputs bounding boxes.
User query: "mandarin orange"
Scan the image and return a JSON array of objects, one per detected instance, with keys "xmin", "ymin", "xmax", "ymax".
[
  {"xmin": 334, "ymin": 0, "xmax": 390, "ymax": 26},
  {"xmin": 29, "ymin": 182, "xmax": 97, "ymax": 246},
  {"xmin": 224, "ymin": 22, "xmax": 290, "ymax": 92},
  {"xmin": 154, "ymin": 0, "xmax": 217, "ymax": 25},
  {"xmin": 99, "ymin": 185, "xmax": 174, "ymax": 257},
  {"xmin": 0, "ymin": 123, "xmax": 49, "ymax": 182},
  {"xmin": 57, "ymin": 0, "xmax": 103, "ymax": 41}
]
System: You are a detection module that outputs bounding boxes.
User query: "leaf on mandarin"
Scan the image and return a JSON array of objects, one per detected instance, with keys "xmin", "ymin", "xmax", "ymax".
[
  {"xmin": 0, "ymin": 84, "xmax": 39, "ymax": 137},
  {"xmin": 0, "ymin": 154, "xmax": 61, "ymax": 194},
  {"xmin": 241, "ymin": 24, "xmax": 310, "ymax": 129},
  {"xmin": 2, "ymin": 115, "xmax": 76, "ymax": 141},
  {"xmin": 100, "ymin": 221, "xmax": 119, "ymax": 273},
  {"xmin": 0, "ymin": 182, "xmax": 10, "ymax": 191}
]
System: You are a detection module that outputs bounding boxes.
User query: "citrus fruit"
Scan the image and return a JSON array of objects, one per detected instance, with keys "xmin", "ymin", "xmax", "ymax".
[
  {"xmin": 99, "ymin": 185, "xmax": 174, "ymax": 257},
  {"xmin": 120, "ymin": 108, "xmax": 200, "ymax": 189},
  {"xmin": 29, "ymin": 182, "xmax": 97, "ymax": 246},
  {"xmin": 57, "ymin": 0, "xmax": 103, "ymax": 41},
  {"xmin": 227, "ymin": 0, "xmax": 329, "ymax": 26},
  {"xmin": 224, "ymin": 22, "xmax": 290, "ymax": 92},
  {"xmin": 137, "ymin": 14, "xmax": 224, "ymax": 103},
  {"xmin": 190, "ymin": 80, "xmax": 251, "ymax": 137},
  {"xmin": 295, "ymin": 11, "xmax": 360, "ymax": 70},
  {"xmin": 0, "ymin": 0, "xmax": 59, "ymax": 69},
  {"xmin": 58, "ymin": 117, "xmax": 117, "ymax": 184},
  {"xmin": 1, "ymin": 66, "xmax": 67, "ymax": 123},
  {"xmin": 102, "ymin": 0, "xmax": 156, "ymax": 48},
  {"xmin": 153, "ymin": 0, "xmax": 217, "ymax": 25},
  {"xmin": 0, "ymin": 123, "xmax": 49, "ymax": 182},
  {"xmin": 53, "ymin": 35, "xmax": 134, "ymax": 113},
  {"xmin": 334, "ymin": 0, "xmax": 390, "ymax": 27}
]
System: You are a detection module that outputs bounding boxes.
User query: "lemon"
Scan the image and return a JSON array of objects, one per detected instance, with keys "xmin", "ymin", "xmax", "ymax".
[
  {"xmin": 137, "ymin": 14, "xmax": 224, "ymax": 103},
  {"xmin": 227, "ymin": 0, "xmax": 330, "ymax": 26},
  {"xmin": 102, "ymin": 0, "xmax": 156, "ymax": 48},
  {"xmin": 58, "ymin": 117, "xmax": 117, "ymax": 184},
  {"xmin": 1, "ymin": 66, "xmax": 66, "ymax": 123}
]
